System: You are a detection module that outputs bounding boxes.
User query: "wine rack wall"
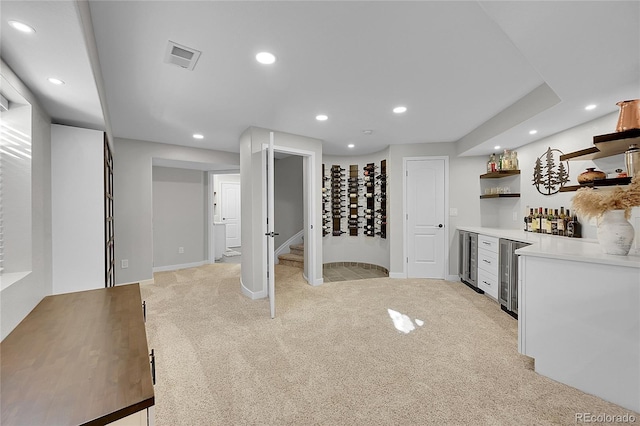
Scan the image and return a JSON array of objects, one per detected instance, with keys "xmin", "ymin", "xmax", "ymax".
[{"xmin": 322, "ymin": 160, "xmax": 387, "ymax": 239}]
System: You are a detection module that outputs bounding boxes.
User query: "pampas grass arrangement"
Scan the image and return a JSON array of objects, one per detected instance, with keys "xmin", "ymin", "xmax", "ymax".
[{"xmin": 572, "ymin": 176, "xmax": 640, "ymax": 219}]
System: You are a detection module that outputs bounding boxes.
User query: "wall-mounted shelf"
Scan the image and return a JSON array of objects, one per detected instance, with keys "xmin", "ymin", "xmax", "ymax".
[
  {"xmin": 559, "ymin": 176, "xmax": 632, "ymax": 192},
  {"xmin": 560, "ymin": 129, "xmax": 640, "ymax": 162},
  {"xmin": 480, "ymin": 194, "xmax": 521, "ymax": 199},
  {"xmin": 479, "ymin": 170, "xmax": 521, "ymax": 179}
]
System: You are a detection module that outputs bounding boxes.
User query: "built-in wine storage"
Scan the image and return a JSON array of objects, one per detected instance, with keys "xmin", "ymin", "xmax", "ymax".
[
  {"xmin": 331, "ymin": 165, "xmax": 345, "ymax": 236},
  {"xmin": 378, "ymin": 160, "xmax": 387, "ymax": 239},
  {"xmin": 322, "ymin": 160, "xmax": 387, "ymax": 239},
  {"xmin": 348, "ymin": 165, "xmax": 360, "ymax": 236}
]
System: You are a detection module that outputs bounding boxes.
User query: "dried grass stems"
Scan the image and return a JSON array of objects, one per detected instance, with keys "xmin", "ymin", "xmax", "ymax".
[{"xmin": 572, "ymin": 176, "xmax": 640, "ymax": 219}]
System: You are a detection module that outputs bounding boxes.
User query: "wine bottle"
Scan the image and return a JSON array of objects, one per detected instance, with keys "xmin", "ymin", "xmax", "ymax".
[
  {"xmin": 541, "ymin": 208, "xmax": 548, "ymax": 234},
  {"xmin": 558, "ymin": 207, "xmax": 566, "ymax": 236},
  {"xmin": 332, "ymin": 230, "xmax": 346, "ymax": 236},
  {"xmin": 552, "ymin": 209, "xmax": 559, "ymax": 235}
]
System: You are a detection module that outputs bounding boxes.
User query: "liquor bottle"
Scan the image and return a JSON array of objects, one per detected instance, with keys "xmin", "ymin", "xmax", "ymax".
[
  {"xmin": 524, "ymin": 206, "xmax": 530, "ymax": 231},
  {"xmin": 541, "ymin": 208, "xmax": 548, "ymax": 234},
  {"xmin": 557, "ymin": 207, "xmax": 566, "ymax": 236},
  {"xmin": 551, "ymin": 209, "xmax": 559, "ymax": 235},
  {"xmin": 546, "ymin": 208, "xmax": 553, "ymax": 234},
  {"xmin": 537, "ymin": 207, "xmax": 544, "ymax": 233},
  {"xmin": 567, "ymin": 215, "xmax": 582, "ymax": 238},
  {"xmin": 489, "ymin": 153, "xmax": 497, "ymax": 172},
  {"xmin": 531, "ymin": 209, "xmax": 538, "ymax": 233}
]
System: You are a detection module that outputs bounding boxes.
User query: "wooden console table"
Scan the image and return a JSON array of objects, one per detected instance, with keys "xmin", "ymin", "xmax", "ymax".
[{"xmin": 1, "ymin": 284, "xmax": 154, "ymax": 425}]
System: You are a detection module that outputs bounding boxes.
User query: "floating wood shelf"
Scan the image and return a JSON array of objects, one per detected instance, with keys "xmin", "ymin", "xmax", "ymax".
[
  {"xmin": 559, "ymin": 177, "xmax": 632, "ymax": 192},
  {"xmin": 560, "ymin": 129, "xmax": 640, "ymax": 161},
  {"xmin": 480, "ymin": 194, "xmax": 521, "ymax": 199},
  {"xmin": 479, "ymin": 170, "xmax": 521, "ymax": 179}
]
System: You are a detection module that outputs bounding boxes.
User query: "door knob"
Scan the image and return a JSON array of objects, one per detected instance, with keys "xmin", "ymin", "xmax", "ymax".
[{"xmin": 438, "ymin": 224, "xmax": 443, "ymax": 228}]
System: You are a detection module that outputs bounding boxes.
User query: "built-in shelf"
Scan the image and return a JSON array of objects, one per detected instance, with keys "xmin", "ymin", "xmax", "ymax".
[
  {"xmin": 480, "ymin": 194, "xmax": 521, "ymax": 199},
  {"xmin": 559, "ymin": 176, "xmax": 632, "ymax": 192},
  {"xmin": 479, "ymin": 170, "xmax": 521, "ymax": 179},
  {"xmin": 560, "ymin": 129, "xmax": 640, "ymax": 162}
]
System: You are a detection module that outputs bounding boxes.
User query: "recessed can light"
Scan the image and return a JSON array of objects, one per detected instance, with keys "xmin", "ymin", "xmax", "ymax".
[
  {"xmin": 9, "ymin": 20, "xmax": 35, "ymax": 34},
  {"xmin": 494, "ymin": 145, "xmax": 501, "ymax": 150},
  {"xmin": 348, "ymin": 144, "xmax": 355, "ymax": 148},
  {"xmin": 362, "ymin": 129, "xmax": 373, "ymax": 135},
  {"xmin": 316, "ymin": 114, "xmax": 328, "ymax": 121},
  {"xmin": 256, "ymin": 52, "xmax": 276, "ymax": 65},
  {"xmin": 47, "ymin": 78, "xmax": 65, "ymax": 85},
  {"xmin": 585, "ymin": 104, "xmax": 597, "ymax": 111},
  {"xmin": 393, "ymin": 106, "xmax": 407, "ymax": 114},
  {"xmin": 529, "ymin": 129, "xmax": 538, "ymax": 135},
  {"xmin": 193, "ymin": 133, "xmax": 204, "ymax": 139}
]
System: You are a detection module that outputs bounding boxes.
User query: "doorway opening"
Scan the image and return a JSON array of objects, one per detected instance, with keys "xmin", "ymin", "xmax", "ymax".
[{"xmin": 209, "ymin": 172, "xmax": 242, "ymax": 264}]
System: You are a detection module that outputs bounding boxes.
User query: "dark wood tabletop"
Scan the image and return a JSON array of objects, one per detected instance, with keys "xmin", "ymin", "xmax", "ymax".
[{"xmin": 1, "ymin": 284, "xmax": 154, "ymax": 426}]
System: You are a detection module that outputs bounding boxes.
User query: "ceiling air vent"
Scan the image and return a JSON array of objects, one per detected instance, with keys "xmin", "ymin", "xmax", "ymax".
[{"xmin": 164, "ymin": 41, "xmax": 201, "ymax": 71}]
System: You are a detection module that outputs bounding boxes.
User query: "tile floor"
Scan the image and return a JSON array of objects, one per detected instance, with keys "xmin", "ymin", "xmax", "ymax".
[{"xmin": 323, "ymin": 264, "xmax": 388, "ymax": 282}]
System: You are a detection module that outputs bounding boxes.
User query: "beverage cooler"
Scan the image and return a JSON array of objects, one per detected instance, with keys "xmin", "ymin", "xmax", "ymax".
[
  {"xmin": 498, "ymin": 239, "xmax": 530, "ymax": 318},
  {"xmin": 458, "ymin": 230, "xmax": 480, "ymax": 292}
]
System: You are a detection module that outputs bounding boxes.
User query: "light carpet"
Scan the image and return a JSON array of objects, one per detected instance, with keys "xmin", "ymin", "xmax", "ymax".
[{"xmin": 141, "ymin": 264, "xmax": 637, "ymax": 425}]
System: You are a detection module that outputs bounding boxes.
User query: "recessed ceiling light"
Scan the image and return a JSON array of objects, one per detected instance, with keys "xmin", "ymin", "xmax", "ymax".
[
  {"xmin": 348, "ymin": 144, "xmax": 355, "ymax": 148},
  {"xmin": 193, "ymin": 133, "xmax": 204, "ymax": 139},
  {"xmin": 585, "ymin": 104, "xmax": 597, "ymax": 111},
  {"xmin": 9, "ymin": 20, "xmax": 35, "ymax": 34},
  {"xmin": 529, "ymin": 130, "xmax": 538, "ymax": 135},
  {"xmin": 316, "ymin": 114, "xmax": 328, "ymax": 121},
  {"xmin": 494, "ymin": 145, "xmax": 501, "ymax": 150},
  {"xmin": 47, "ymin": 78, "xmax": 65, "ymax": 85},
  {"xmin": 393, "ymin": 106, "xmax": 407, "ymax": 114},
  {"xmin": 255, "ymin": 52, "xmax": 276, "ymax": 65},
  {"xmin": 362, "ymin": 129, "xmax": 373, "ymax": 135}
]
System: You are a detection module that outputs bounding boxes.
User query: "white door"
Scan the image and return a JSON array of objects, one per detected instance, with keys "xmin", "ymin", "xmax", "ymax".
[
  {"xmin": 406, "ymin": 158, "xmax": 446, "ymax": 278},
  {"xmin": 221, "ymin": 182, "xmax": 241, "ymax": 248},
  {"xmin": 265, "ymin": 133, "xmax": 276, "ymax": 318}
]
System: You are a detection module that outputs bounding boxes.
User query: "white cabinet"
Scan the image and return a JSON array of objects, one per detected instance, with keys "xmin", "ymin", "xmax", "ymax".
[{"xmin": 477, "ymin": 234, "xmax": 499, "ymax": 300}]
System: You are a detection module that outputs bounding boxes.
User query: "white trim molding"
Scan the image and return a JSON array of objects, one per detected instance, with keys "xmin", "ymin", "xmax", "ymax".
[
  {"xmin": 389, "ymin": 272, "xmax": 406, "ymax": 279},
  {"xmin": 241, "ymin": 277, "xmax": 267, "ymax": 299},
  {"xmin": 152, "ymin": 260, "xmax": 208, "ymax": 273}
]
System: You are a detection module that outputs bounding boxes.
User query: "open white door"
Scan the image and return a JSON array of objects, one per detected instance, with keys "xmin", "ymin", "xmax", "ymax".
[{"xmin": 266, "ymin": 132, "xmax": 276, "ymax": 318}]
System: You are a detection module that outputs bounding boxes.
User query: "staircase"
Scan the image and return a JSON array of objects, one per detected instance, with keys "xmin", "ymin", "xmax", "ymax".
[{"xmin": 278, "ymin": 244, "xmax": 304, "ymax": 269}]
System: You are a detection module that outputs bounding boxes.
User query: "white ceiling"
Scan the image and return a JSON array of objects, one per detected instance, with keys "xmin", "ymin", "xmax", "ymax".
[{"xmin": 1, "ymin": 1, "xmax": 638, "ymax": 157}]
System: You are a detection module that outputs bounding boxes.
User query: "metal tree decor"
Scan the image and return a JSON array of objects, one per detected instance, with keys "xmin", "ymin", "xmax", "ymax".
[{"xmin": 532, "ymin": 147, "xmax": 570, "ymax": 195}]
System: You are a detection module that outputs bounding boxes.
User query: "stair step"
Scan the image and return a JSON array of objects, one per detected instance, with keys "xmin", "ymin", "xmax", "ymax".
[
  {"xmin": 278, "ymin": 253, "xmax": 304, "ymax": 268},
  {"xmin": 289, "ymin": 244, "xmax": 304, "ymax": 256}
]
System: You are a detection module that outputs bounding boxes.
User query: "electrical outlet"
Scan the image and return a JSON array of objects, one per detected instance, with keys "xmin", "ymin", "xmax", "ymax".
[
  {"xmin": 178, "ymin": 247, "xmax": 184, "ymax": 254},
  {"xmin": 449, "ymin": 208, "xmax": 458, "ymax": 217},
  {"xmin": 121, "ymin": 259, "xmax": 128, "ymax": 269}
]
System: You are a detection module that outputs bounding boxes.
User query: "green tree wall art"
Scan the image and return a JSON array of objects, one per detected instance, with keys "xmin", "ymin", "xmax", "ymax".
[{"xmin": 533, "ymin": 147, "xmax": 570, "ymax": 195}]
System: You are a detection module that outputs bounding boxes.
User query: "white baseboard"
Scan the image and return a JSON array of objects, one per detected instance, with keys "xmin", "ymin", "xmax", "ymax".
[
  {"xmin": 240, "ymin": 277, "xmax": 267, "ymax": 299},
  {"xmin": 389, "ymin": 272, "xmax": 406, "ymax": 279},
  {"xmin": 274, "ymin": 229, "xmax": 304, "ymax": 264},
  {"xmin": 446, "ymin": 274, "xmax": 460, "ymax": 282},
  {"xmin": 117, "ymin": 278, "xmax": 154, "ymax": 286},
  {"xmin": 152, "ymin": 260, "xmax": 207, "ymax": 273}
]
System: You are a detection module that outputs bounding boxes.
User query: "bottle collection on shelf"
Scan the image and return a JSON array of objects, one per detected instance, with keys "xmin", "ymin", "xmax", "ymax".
[
  {"xmin": 523, "ymin": 206, "xmax": 581, "ymax": 238},
  {"xmin": 322, "ymin": 161, "xmax": 387, "ymax": 238},
  {"xmin": 487, "ymin": 149, "xmax": 519, "ymax": 172}
]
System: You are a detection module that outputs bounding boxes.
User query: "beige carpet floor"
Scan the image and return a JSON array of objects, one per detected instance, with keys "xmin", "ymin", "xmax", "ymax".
[{"xmin": 141, "ymin": 264, "xmax": 637, "ymax": 425}]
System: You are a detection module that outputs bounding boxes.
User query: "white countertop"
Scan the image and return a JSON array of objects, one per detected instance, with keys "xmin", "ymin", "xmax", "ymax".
[{"xmin": 457, "ymin": 226, "xmax": 640, "ymax": 269}]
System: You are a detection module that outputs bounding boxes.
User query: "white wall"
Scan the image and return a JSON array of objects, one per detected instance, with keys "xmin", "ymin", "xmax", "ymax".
[
  {"xmin": 51, "ymin": 125, "xmax": 104, "ymax": 294},
  {"xmin": 1, "ymin": 60, "xmax": 53, "ymax": 340},
  {"xmin": 152, "ymin": 166, "xmax": 206, "ymax": 269},
  {"xmin": 113, "ymin": 137, "xmax": 239, "ymax": 284},
  {"xmin": 494, "ymin": 112, "xmax": 638, "ymax": 240},
  {"xmin": 274, "ymin": 155, "xmax": 303, "ymax": 250},
  {"xmin": 240, "ymin": 127, "xmax": 323, "ymax": 298},
  {"xmin": 322, "ymin": 150, "xmax": 390, "ymax": 269}
]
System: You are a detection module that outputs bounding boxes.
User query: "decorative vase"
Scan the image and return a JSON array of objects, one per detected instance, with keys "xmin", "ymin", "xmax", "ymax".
[
  {"xmin": 577, "ymin": 167, "xmax": 606, "ymax": 184},
  {"xmin": 596, "ymin": 210, "xmax": 635, "ymax": 255},
  {"xmin": 616, "ymin": 99, "xmax": 640, "ymax": 132}
]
